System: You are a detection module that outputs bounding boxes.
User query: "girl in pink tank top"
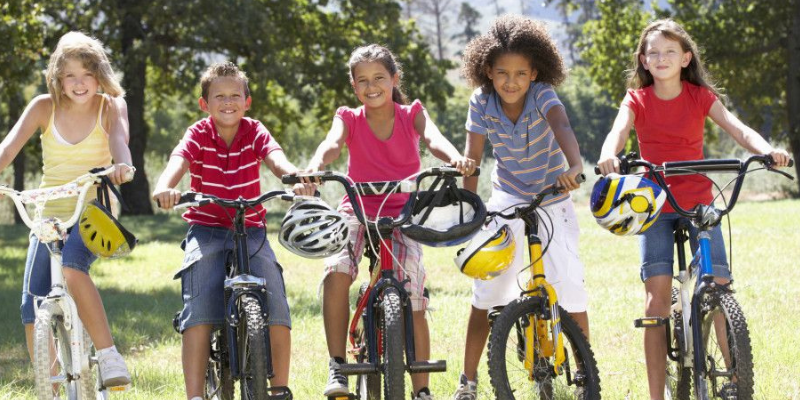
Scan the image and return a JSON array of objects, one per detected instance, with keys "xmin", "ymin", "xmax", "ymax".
[{"xmin": 305, "ymin": 44, "xmax": 474, "ymax": 399}]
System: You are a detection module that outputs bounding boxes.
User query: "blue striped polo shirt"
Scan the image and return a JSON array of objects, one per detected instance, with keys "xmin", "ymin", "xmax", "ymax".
[{"xmin": 466, "ymin": 82, "xmax": 569, "ymax": 205}]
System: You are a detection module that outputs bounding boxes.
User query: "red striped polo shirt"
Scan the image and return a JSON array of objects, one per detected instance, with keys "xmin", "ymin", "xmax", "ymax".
[{"xmin": 171, "ymin": 116, "xmax": 282, "ymax": 228}]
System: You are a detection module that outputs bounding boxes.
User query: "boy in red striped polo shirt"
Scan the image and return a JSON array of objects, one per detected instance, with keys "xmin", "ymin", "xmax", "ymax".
[{"xmin": 152, "ymin": 62, "xmax": 312, "ymax": 400}]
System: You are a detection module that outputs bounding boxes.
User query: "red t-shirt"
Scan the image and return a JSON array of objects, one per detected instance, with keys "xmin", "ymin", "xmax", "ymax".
[
  {"xmin": 622, "ymin": 82, "xmax": 718, "ymax": 212},
  {"xmin": 171, "ymin": 117, "xmax": 283, "ymax": 227},
  {"xmin": 337, "ymin": 100, "xmax": 423, "ymax": 217}
]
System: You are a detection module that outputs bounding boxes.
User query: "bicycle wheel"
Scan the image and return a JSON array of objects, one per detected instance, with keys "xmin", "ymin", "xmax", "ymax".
[
  {"xmin": 239, "ymin": 295, "xmax": 270, "ymax": 400},
  {"xmin": 696, "ymin": 292, "xmax": 753, "ymax": 400},
  {"xmin": 487, "ymin": 297, "xmax": 601, "ymax": 399},
  {"xmin": 666, "ymin": 287, "xmax": 691, "ymax": 400},
  {"xmin": 33, "ymin": 302, "xmax": 79, "ymax": 400},
  {"xmin": 380, "ymin": 287, "xmax": 405, "ymax": 400},
  {"xmin": 80, "ymin": 329, "xmax": 98, "ymax": 400},
  {"xmin": 206, "ymin": 328, "xmax": 234, "ymax": 400}
]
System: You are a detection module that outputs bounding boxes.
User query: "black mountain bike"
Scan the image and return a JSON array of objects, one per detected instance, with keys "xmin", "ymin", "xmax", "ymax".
[{"xmin": 172, "ymin": 190, "xmax": 296, "ymax": 400}]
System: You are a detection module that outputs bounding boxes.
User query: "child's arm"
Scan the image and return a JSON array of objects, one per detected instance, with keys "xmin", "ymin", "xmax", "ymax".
[
  {"xmin": 462, "ymin": 132, "xmax": 485, "ymax": 193},
  {"xmin": 545, "ymin": 105, "xmax": 583, "ymax": 190},
  {"xmin": 414, "ymin": 109, "xmax": 476, "ymax": 176},
  {"xmin": 0, "ymin": 96, "xmax": 49, "ymax": 173},
  {"xmin": 708, "ymin": 100, "xmax": 791, "ymax": 167},
  {"xmin": 596, "ymin": 105, "xmax": 635, "ymax": 175},
  {"xmin": 264, "ymin": 150, "xmax": 316, "ymax": 196},
  {"xmin": 106, "ymin": 96, "xmax": 135, "ymax": 185},
  {"xmin": 306, "ymin": 118, "xmax": 348, "ymax": 172},
  {"xmin": 152, "ymin": 156, "xmax": 189, "ymax": 209}
]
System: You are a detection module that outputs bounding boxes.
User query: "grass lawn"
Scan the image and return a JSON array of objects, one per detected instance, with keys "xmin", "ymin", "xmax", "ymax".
[{"xmin": 1, "ymin": 198, "xmax": 799, "ymax": 399}]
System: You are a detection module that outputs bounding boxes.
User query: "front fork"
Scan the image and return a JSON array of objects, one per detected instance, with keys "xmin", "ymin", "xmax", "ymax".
[{"xmin": 224, "ymin": 275, "xmax": 273, "ymax": 381}]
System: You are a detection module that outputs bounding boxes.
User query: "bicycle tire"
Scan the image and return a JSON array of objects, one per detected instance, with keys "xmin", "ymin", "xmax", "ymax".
[
  {"xmin": 696, "ymin": 292, "xmax": 753, "ymax": 400},
  {"xmin": 487, "ymin": 297, "xmax": 601, "ymax": 399},
  {"xmin": 206, "ymin": 328, "xmax": 234, "ymax": 400},
  {"xmin": 381, "ymin": 287, "xmax": 405, "ymax": 400},
  {"xmin": 33, "ymin": 302, "xmax": 79, "ymax": 400},
  {"xmin": 355, "ymin": 284, "xmax": 382, "ymax": 400},
  {"xmin": 80, "ymin": 329, "xmax": 98, "ymax": 400},
  {"xmin": 666, "ymin": 287, "xmax": 691, "ymax": 400},
  {"xmin": 239, "ymin": 296, "xmax": 270, "ymax": 400}
]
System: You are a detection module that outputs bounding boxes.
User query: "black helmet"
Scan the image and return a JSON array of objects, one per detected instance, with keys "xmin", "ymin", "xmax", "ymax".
[{"xmin": 399, "ymin": 175, "xmax": 486, "ymax": 247}]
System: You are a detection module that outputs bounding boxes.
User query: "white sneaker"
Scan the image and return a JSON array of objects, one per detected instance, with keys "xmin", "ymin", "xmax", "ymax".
[
  {"xmin": 323, "ymin": 357, "xmax": 349, "ymax": 396},
  {"xmin": 413, "ymin": 387, "xmax": 434, "ymax": 400},
  {"xmin": 452, "ymin": 373, "xmax": 477, "ymax": 400},
  {"xmin": 97, "ymin": 349, "xmax": 131, "ymax": 387}
]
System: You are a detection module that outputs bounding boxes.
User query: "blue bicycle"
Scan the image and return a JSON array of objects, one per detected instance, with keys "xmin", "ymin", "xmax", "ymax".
[{"xmin": 609, "ymin": 153, "xmax": 794, "ymax": 400}]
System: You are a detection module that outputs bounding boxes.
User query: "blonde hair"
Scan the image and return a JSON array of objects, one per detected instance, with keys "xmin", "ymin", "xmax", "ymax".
[{"xmin": 46, "ymin": 32, "xmax": 124, "ymax": 107}]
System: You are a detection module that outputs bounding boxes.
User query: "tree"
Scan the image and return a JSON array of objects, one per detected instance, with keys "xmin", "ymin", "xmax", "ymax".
[
  {"xmin": 416, "ymin": 0, "xmax": 455, "ymax": 60},
  {"xmin": 452, "ymin": 2, "xmax": 482, "ymax": 48}
]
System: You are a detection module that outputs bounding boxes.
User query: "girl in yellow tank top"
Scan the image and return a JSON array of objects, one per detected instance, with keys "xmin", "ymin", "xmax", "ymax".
[{"xmin": 0, "ymin": 31, "xmax": 135, "ymax": 387}]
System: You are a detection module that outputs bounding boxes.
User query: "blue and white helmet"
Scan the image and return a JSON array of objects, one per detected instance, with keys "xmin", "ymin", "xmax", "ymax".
[{"xmin": 590, "ymin": 174, "xmax": 666, "ymax": 236}]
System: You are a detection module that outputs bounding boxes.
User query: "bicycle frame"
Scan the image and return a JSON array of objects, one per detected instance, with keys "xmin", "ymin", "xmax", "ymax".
[{"xmin": 0, "ymin": 166, "xmax": 126, "ymax": 396}]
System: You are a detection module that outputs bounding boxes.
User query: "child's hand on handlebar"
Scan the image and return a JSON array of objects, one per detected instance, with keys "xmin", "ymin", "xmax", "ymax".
[
  {"xmin": 556, "ymin": 166, "xmax": 584, "ymax": 191},
  {"xmin": 768, "ymin": 148, "xmax": 791, "ymax": 168},
  {"xmin": 110, "ymin": 163, "xmax": 135, "ymax": 185},
  {"xmin": 596, "ymin": 155, "xmax": 621, "ymax": 176},
  {"xmin": 451, "ymin": 156, "xmax": 477, "ymax": 177},
  {"xmin": 292, "ymin": 181, "xmax": 317, "ymax": 196},
  {"xmin": 152, "ymin": 188, "xmax": 182, "ymax": 209}
]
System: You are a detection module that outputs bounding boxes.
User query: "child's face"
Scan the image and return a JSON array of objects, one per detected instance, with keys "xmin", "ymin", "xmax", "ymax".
[
  {"xmin": 60, "ymin": 58, "xmax": 99, "ymax": 105},
  {"xmin": 640, "ymin": 32, "xmax": 692, "ymax": 82},
  {"xmin": 486, "ymin": 53, "xmax": 537, "ymax": 108},
  {"xmin": 351, "ymin": 61, "xmax": 398, "ymax": 109},
  {"xmin": 199, "ymin": 76, "xmax": 251, "ymax": 130}
]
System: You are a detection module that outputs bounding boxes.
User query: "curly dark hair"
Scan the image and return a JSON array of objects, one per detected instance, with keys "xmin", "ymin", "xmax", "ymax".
[{"xmin": 462, "ymin": 14, "xmax": 566, "ymax": 92}]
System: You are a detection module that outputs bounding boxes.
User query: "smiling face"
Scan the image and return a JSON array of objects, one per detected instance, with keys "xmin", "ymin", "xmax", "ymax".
[
  {"xmin": 60, "ymin": 58, "xmax": 100, "ymax": 105},
  {"xmin": 486, "ymin": 52, "xmax": 537, "ymax": 109},
  {"xmin": 351, "ymin": 61, "xmax": 398, "ymax": 109},
  {"xmin": 199, "ymin": 76, "xmax": 251, "ymax": 132},
  {"xmin": 640, "ymin": 32, "xmax": 692, "ymax": 83}
]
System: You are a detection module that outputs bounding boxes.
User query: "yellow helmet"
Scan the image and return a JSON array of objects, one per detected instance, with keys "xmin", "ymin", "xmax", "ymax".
[
  {"xmin": 79, "ymin": 200, "xmax": 137, "ymax": 258},
  {"xmin": 454, "ymin": 224, "xmax": 515, "ymax": 280}
]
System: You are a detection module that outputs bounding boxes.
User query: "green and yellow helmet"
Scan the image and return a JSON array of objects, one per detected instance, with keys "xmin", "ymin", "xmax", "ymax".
[{"xmin": 79, "ymin": 200, "xmax": 137, "ymax": 258}]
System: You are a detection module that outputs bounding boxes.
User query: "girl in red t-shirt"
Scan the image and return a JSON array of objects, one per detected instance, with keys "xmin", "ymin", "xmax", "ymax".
[{"xmin": 596, "ymin": 19, "xmax": 790, "ymax": 400}]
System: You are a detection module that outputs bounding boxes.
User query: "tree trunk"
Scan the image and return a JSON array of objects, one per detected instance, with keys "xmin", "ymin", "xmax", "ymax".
[
  {"xmin": 119, "ymin": 5, "xmax": 153, "ymax": 215},
  {"xmin": 9, "ymin": 91, "xmax": 26, "ymax": 224},
  {"xmin": 789, "ymin": 0, "xmax": 800, "ymax": 194}
]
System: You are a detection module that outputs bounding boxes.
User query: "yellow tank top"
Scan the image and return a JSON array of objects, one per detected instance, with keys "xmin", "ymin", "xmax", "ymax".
[{"xmin": 40, "ymin": 95, "xmax": 113, "ymax": 221}]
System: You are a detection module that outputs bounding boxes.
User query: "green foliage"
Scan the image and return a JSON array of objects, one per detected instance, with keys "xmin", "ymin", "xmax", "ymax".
[{"xmin": 559, "ymin": 66, "xmax": 618, "ymax": 162}]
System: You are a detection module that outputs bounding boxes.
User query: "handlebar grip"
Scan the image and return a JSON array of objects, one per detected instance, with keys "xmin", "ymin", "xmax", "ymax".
[
  {"xmin": 576, "ymin": 173, "xmax": 586, "ymax": 184},
  {"xmin": 790, "ymin": 159, "xmax": 795, "ymax": 168},
  {"xmin": 594, "ymin": 166, "xmax": 601, "ymax": 175},
  {"xmin": 282, "ymin": 175, "xmax": 301, "ymax": 185}
]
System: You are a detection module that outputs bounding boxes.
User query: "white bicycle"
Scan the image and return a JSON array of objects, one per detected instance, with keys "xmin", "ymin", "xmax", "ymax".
[{"xmin": 0, "ymin": 166, "xmax": 132, "ymax": 400}]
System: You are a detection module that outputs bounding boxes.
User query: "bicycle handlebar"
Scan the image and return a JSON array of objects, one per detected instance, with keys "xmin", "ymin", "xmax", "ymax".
[
  {"xmin": 594, "ymin": 153, "xmax": 795, "ymax": 220},
  {"xmin": 173, "ymin": 190, "xmax": 297, "ymax": 211},
  {"xmin": 281, "ymin": 166, "xmax": 480, "ymax": 229},
  {"xmin": 0, "ymin": 166, "xmax": 127, "ymax": 231},
  {"xmin": 488, "ymin": 173, "xmax": 586, "ymax": 221}
]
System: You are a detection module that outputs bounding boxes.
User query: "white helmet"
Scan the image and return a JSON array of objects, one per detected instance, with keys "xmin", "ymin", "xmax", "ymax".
[{"xmin": 279, "ymin": 198, "xmax": 349, "ymax": 258}]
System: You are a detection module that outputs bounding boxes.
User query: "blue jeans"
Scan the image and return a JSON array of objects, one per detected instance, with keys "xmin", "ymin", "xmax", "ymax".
[
  {"xmin": 639, "ymin": 212, "xmax": 731, "ymax": 282},
  {"xmin": 21, "ymin": 230, "xmax": 97, "ymax": 324},
  {"xmin": 174, "ymin": 224, "xmax": 291, "ymax": 332}
]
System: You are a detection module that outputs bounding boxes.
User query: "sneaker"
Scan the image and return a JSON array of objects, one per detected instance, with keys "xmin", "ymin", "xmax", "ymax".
[
  {"xmin": 324, "ymin": 357, "xmax": 349, "ymax": 396},
  {"xmin": 413, "ymin": 387, "xmax": 433, "ymax": 400},
  {"xmin": 452, "ymin": 373, "xmax": 477, "ymax": 400},
  {"xmin": 97, "ymin": 349, "xmax": 131, "ymax": 387}
]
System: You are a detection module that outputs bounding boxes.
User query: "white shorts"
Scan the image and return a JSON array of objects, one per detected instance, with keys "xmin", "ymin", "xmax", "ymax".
[{"xmin": 472, "ymin": 190, "xmax": 588, "ymax": 313}]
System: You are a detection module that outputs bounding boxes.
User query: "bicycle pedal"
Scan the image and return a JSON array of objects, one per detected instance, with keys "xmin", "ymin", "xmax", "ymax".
[
  {"xmin": 634, "ymin": 317, "xmax": 667, "ymax": 328},
  {"xmin": 106, "ymin": 383, "xmax": 130, "ymax": 392},
  {"xmin": 327, "ymin": 395, "xmax": 356, "ymax": 400}
]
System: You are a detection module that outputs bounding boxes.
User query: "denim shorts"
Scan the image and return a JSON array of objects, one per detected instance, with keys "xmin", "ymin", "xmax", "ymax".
[
  {"xmin": 639, "ymin": 212, "xmax": 731, "ymax": 282},
  {"xmin": 174, "ymin": 224, "xmax": 291, "ymax": 332},
  {"xmin": 21, "ymin": 230, "xmax": 97, "ymax": 324}
]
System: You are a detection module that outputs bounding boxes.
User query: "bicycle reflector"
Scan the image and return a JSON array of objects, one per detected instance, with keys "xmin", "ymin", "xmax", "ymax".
[
  {"xmin": 590, "ymin": 174, "xmax": 665, "ymax": 236},
  {"xmin": 79, "ymin": 200, "xmax": 137, "ymax": 258},
  {"xmin": 454, "ymin": 223, "xmax": 515, "ymax": 280}
]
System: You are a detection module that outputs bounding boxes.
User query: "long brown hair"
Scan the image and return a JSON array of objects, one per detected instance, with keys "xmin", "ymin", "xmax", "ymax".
[
  {"xmin": 628, "ymin": 19, "xmax": 720, "ymax": 97},
  {"xmin": 348, "ymin": 44, "xmax": 408, "ymax": 105}
]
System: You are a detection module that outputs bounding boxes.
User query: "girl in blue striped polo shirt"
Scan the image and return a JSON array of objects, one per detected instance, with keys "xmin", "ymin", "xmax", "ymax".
[{"xmin": 453, "ymin": 14, "xmax": 590, "ymax": 399}]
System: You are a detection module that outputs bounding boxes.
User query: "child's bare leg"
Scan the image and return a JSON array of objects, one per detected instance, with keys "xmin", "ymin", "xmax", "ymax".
[
  {"xmin": 182, "ymin": 324, "xmax": 212, "ymax": 399},
  {"xmin": 644, "ymin": 275, "xmax": 672, "ymax": 400},
  {"xmin": 461, "ymin": 306, "xmax": 489, "ymax": 381},
  {"xmin": 25, "ymin": 324, "xmax": 34, "ymax": 361},
  {"xmin": 64, "ymin": 268, "xmax": 112, "ymax": 349},
  {"xmin": 569, "ymin": 311, "xmax": 590, "ymax": 342},
  {"xmin": 410, "ymin": 310, "xmax": 430, "ymax": 392},
  {"xmin": 323, "ymin": 272, "xmax": 351, "ymax": 359},
  {"xmin": 269, "ymin": 325, "xmax": 291, "ymax": 387}
]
